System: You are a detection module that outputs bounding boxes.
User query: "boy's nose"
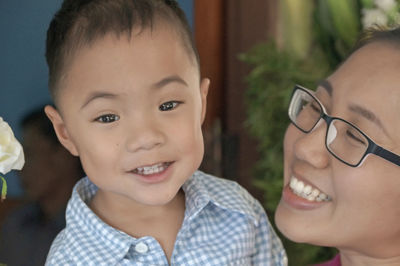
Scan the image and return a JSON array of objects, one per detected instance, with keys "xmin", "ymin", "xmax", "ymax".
[
  {"xmin": 125, "ymin": 119, "xmax": 165, "ymax": 152},
  {"xmin": 293, "ymin": 120, "xmax": 330, "ymax": 169}
]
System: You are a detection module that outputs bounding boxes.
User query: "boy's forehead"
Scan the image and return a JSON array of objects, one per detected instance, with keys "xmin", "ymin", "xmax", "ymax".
[
  {"xmin": 64, "ymin": 21, "xmax": 198, "ymax": 79},
  {"xmin": 56, "ymin": 25, "xmax": 200, "ymax": 108}
]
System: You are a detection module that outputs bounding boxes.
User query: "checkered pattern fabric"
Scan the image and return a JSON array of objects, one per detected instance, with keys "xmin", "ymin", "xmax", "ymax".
[{"xmin": 46, "ymin": 171, "xmax": 287, "ymax": 265}]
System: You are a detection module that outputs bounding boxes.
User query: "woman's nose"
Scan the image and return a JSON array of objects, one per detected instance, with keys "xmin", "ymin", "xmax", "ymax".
[
  {"xmin": 293, "ymin": 120, "xmax": 330, "ymax": 168},
  {"xmin": 125, "ymin": 118, "xmax": 165, "ymax": 152}
]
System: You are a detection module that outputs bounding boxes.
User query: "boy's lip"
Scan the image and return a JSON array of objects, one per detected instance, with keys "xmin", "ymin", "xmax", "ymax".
[
  {"xmin": 125, "ymin": 160, "xmax": 172, "ymax": 172},
  {"xmin": 126, "ymin": 161, "xmax": 175, "ymax": 183}
]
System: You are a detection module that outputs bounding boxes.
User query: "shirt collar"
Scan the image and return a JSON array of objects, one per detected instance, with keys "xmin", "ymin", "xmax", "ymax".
[
  {"xmin": 64, "ymin": 178, "xmax": 134, "ymax": 265},
  {"xmin": 64, "ymin": 171, "xmax": 260, "ymax": 264},
  {"xmin": 182, "ymin": 171, "xmax": 260, "ymax": 226}
]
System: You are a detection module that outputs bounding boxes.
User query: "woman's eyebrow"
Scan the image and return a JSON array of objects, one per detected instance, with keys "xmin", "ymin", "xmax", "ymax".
[
  {"xmin": 348, "ymin": 104, "xmax": 390, "ymax": 137},
  {"xmin": 317, "ymin": 79, "xmax": 333, "ymax": 96}
]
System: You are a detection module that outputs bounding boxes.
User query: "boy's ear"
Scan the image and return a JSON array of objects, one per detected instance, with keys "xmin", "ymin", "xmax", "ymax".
[
  {"xmin": 44, "ymin": 105, "xmax": 79, "ymax": 157},
  {"xmin": 200, "ymin": 78, "xmax": 210, "ymax": 124}
]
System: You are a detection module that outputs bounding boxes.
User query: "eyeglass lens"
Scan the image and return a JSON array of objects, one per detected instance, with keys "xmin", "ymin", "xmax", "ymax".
[{"xmin": 289, "ymin": 88, "xmax": 369, "ymax": 166}]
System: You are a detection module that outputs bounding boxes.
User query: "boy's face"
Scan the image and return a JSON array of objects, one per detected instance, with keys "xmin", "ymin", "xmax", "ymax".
[{"xmin": 46, "ymin": 24, "xmax": 209, "ymax": 207}]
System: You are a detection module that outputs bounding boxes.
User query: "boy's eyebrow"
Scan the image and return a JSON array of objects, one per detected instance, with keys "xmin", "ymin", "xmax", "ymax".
[
  {"xmin": 348, "ymin": 104, "xmax": 389, "ymax": 137},
  {"xmin": 81, "ymin": 92, "xmax": 118, "ymax": 110},
  {"xmin": 80, "ymin": 76, "xmax": 188, "ymax": 110},
  {"xmin": 152, "ymin": 75, "xmax": 188, "ymax": 89}
]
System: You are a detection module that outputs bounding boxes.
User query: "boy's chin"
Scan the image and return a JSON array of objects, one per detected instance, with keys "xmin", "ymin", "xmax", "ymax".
[
  {"xmin": 140, "ymin": 197, "xmax": 176, "ymax": 207},
  {"xmin": 134, "ymin": 189, "xmax": 182, "ymax": 207}
]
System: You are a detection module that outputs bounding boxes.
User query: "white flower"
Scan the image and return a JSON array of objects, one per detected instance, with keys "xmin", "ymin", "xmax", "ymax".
[
  {"xmin": 374, "ymin": 0, "xmax": 397, "ymax": 12},
  {"xmin": 362, "ymin": 8, "xmax": 389, "ymax": 28},
  {"xmin": 0, "ymin": 117, "xmax": 24, "ymax": 175}
]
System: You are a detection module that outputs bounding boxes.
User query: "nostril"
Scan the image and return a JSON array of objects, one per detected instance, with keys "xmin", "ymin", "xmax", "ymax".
[{"xmin": 126, "ymin": 133, "xmax": 164, "ymax": 152}]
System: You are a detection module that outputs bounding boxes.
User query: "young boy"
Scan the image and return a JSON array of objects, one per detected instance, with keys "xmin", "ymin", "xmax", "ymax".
[{"xmin": 44, "ymin": 0, "xmax": 286, "ymax": 265}]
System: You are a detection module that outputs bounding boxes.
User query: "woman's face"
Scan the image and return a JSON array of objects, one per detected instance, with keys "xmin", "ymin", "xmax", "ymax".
[{"xmin": 275, "ymin": 42, "xmax": 400, "ymax": 258}]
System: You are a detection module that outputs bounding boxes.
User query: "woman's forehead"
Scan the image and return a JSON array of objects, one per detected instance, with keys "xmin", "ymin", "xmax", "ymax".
[
  {"xmin": 329, "ymin": 43, "xmax": 400, "ymax": 93},
  {"xmin": 324, "ymin": 43, "xmax": 400, "ymax": 142}
]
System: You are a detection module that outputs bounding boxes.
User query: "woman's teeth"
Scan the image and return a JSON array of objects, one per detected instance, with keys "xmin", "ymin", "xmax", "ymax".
[
  {"xmin": 289, "ymin": 176, "xmax": 331, "ymax": 202},
  {"xmin": 133, "ymin": 162, "xmax": 170, "ymax": 175}
]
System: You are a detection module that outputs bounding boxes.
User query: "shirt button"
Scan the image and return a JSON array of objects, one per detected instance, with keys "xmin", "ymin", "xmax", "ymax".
[
  {"xmin": 282, "ymin": 255, "xmax": 288, "ymax": 266},
  {"xmin": 134, "ymin": 242, "xmax": 149, "ymax": 254}
]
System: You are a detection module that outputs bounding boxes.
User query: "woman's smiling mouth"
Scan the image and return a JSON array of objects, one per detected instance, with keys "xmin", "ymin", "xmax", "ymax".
[{"xmin": 289, "ymin": 176, "xmax": 331, "ymax": 202}]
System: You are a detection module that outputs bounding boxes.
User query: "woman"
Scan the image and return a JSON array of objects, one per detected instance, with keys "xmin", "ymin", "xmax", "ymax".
[{"xmin": 275, "ymin": 27, "xmax": 400, "ymax": 266}]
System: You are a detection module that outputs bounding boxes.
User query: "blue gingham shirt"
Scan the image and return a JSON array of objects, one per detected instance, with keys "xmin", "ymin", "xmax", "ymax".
[{"xmin": 46, "ymin": 171, "xmax": 287, "ymax": 265}]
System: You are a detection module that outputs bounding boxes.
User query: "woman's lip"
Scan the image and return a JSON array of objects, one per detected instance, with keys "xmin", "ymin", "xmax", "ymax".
[
  {"xmin": 281, "ymin": 185, "xmax": 328, "ymax": 210},
  {"xmin": 288, "ymin": 169, "xmax": 328, "ymax": 195}
]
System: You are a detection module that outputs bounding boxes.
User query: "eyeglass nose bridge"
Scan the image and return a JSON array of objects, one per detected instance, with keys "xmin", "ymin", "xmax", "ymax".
[
  {"xmin": 315, "ymin": 113, "xmax": 354, "ymax": 165},
  {"xmin": 310, "ymin": 111, "xmax": 334, "ymax": 133}
]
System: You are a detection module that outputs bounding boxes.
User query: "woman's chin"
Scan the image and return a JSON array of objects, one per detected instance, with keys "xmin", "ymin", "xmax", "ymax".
[{"xmin": 275, "ymin": 201, "xmax": 319, "ymax": 245}]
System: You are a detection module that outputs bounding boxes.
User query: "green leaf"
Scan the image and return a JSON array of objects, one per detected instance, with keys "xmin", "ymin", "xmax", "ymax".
[
  {"xmin": 0, "ymin": 176, "xmax": 7, "ymax": 201},
  {"xmin": 326, "ymin": 0, "xmax": 360, "ymax": 49},
  {"xmin": 360, "ymin": 0, "xmax": 374, "ymax": 9}
]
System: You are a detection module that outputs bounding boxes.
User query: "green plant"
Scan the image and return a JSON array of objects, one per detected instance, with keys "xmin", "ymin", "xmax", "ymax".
[
  {"xmin": 239, "ymin": 42, "xmax": 330, "ymax": 211},
  {"xmin": 240, "ymin": 41, "xmax": 334, "ymax": 265}
]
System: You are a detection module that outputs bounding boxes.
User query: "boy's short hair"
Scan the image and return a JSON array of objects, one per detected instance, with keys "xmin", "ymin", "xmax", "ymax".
[{"xmin": 46, "ymin": 0, "xmax": 199, "ymax": 104}]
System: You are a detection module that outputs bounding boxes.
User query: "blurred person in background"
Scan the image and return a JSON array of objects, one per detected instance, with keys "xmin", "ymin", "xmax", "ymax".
[{"xmin": 0, "ymin": 105, "xmax": 84, "ymax": 266}]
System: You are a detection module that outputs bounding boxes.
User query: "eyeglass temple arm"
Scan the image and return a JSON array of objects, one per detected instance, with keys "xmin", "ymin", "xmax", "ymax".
[{"xmin": 372, "ymin": 145, "xmax": 400, "ymax": 167}]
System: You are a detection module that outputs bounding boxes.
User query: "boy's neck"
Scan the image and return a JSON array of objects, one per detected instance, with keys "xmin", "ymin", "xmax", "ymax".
[
  {"xmin": 90, "ymin": 188, "xmax": 185, "ymax": 221},
  {"xmin": 89, "ymin": 189, "xmax": 186, "ymax": 260}
]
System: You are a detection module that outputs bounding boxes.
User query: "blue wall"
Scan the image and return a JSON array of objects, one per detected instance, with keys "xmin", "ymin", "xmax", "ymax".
[{"xmin": 0, "ymin": 0, "xmax": 193, "ymax": 197}]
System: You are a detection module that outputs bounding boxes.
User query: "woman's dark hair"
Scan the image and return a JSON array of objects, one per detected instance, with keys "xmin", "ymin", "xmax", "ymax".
[{"xmin": 354, "ymin": 26, "xmax": 400, "ymax": 51}]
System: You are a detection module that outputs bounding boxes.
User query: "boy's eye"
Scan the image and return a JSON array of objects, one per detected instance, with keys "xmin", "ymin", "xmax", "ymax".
[
  {"xmin": 95, "ymin": 114, "xmax": 120, "ymax": 123},
  {"xmin": 159, "ymin": 101, "xmax": 182, "ymax": 111}
]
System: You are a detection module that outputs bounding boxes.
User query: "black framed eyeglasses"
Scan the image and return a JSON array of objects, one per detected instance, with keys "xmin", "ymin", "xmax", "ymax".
[{"xmin": 288, "ymin": 85, "xmax": 400, "ymax": 167}]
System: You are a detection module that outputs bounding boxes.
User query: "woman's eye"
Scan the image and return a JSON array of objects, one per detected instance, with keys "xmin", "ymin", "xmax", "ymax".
[
  {"xmin": 159, "ymin": 101, "xmax": 181, "ymax": 111},
  {"xmin": 310, "ymin": 102, "xmax": 320, "ymax": 113},
  {"xmin": 95, "ymin": 114, "xmax": 120, "ymax": 123},
  {"xmin": 346, "ymin": 129, "xmax": 367, "ymax": 146}
]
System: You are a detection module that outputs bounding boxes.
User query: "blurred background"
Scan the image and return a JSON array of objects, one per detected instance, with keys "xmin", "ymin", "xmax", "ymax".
[{"xmin": 1, "ymin": 0, "xmax": 399, "ymax": 265}]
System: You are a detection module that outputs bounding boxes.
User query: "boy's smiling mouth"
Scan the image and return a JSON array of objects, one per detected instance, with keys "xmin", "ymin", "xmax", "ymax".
[{"xmin": 132, "ymin": 162, "xmax": 172, "ymax": 176}]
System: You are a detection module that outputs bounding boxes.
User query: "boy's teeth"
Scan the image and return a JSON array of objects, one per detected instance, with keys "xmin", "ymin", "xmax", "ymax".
[
  {"xmin": 289, "ymin": 176, "xmax": 331, "ymax": 202},
  {"xmin": 134, "ymin": 162, "xmax": 169, "ymax": 175}
]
